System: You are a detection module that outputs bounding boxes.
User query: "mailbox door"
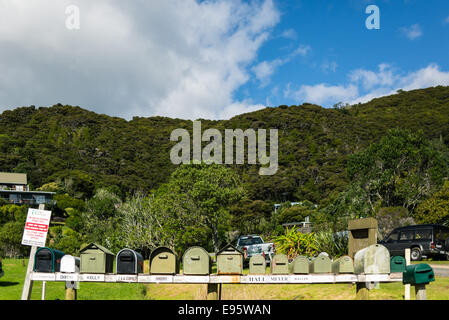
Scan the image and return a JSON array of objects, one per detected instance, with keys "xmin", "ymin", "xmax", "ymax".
[
  {"xmin": 390, "ymin": 256, "xmax": 406, "ymax": 273},
  {"xmin": 35, "ymin": 249, "xmax": 53, "ymax": 272},
  {"xmin": 151, "ymin": 252, "xmax": 176, "ymax": 274},
  {"xmin": 249, "ymin": 255, "xmax": 266, "ymax": 274},
  {"xmin": 183, "ymin": 248, "xmax": 209, "ymax": 275},
  {"xmin": 271, "ymin": 255, "xmax": 289, "ymax": 274},
  {"xmin": 217, "ymin": 254, "xmax": 242, "ymax": 275},
  {"xmin": 117, "ymin": 251, "xmax": 136, "ymax": 274},
  {"xmin": 81, "ymin": 253, "xmax": 105, "ymax": 273},
  {"xmin": 310, "ymin": 256, "xmax": 331, "ymax": 273},
  {"xmin": 291, "ymin": 256, "xmax": 309, "ymax": 274}
]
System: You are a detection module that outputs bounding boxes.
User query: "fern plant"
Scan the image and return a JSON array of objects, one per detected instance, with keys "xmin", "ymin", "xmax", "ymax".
[{"xmin": 273, "ymin": 226, "xmax": 319, "ymax": 260}]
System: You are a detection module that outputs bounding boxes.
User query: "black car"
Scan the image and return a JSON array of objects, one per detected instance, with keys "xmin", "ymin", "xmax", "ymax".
[{"xmin": 378, "ymin": 224, "xmax": 449, "ymax": 261}]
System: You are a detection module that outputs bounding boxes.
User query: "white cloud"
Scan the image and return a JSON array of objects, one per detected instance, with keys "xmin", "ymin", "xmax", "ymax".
[
  {"xmin": 292, "ymin": 45, "xmax": 311, "ymax": 57},
  {"xmin": 280, "ymin": 29, "xmax": 297, "ymax": 40},
  {"xmin": 400, "ymin": 24, "xmax": 423, "ymax": 40},
  {"xmin": 321, "ymin": 61, "xmax": 338, "ymax": 74},
  {"xmin": 252, "ymin": 59, "xmax": 284, "ymax": 87},
  {"xmin": 350, "ymin": 63, "xmax": 396, "ymax": 90},
  {"xmin": 285, "ymin": 63, "xmax": 449, "ymax": 107},
  {"xmin": 285, "ymin": 83, "xmax": 359, "ymax": 106},
  {"xmin": 0, "ymin": 0, "xmax": 280, "ymax": 120},
  {"xmin": 349, "ymin": 64, "xmax": 449, "ymax": 104},
  {"xmin": 252, "ymin": 44, "xmax": 310, "ymax": 87}
]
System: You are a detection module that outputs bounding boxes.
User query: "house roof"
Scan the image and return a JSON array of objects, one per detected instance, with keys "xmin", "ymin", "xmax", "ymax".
[
  {"xmin": 80, "ymin": 242, "xmax": 114, "ymax": 255},
  {"xmin": 0, "ymin": 172, "xmax": 27, "ymax": 185}
]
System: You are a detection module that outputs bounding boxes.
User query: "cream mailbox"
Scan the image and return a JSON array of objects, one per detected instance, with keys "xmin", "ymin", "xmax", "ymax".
[
  {"xmin": 331, "ymin": 255, "xmax": 354, "ymax": 274},
  {"xmin": 60, "ymin": 255, "xmax": 80, "ymax": 273},
  {"xmin": 309, "ymin": 253, "xmax": 332, "ymax": 273},
  {"xmin": 354, "ymin": 244, "xmax": 390, "ymax": 274},
  {"xmin": 290, "ymin": 256, "xmax": 309, "ymax": 274}
]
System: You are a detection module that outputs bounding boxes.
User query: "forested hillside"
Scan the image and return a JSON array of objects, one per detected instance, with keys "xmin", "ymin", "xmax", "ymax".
[
  {"xmin": 1, "ymin": 86, "xmax": 449, "ymax": 256},
  {"xmin": 1, "ymin": 86, "xmax": 448, "ymax": 204}
]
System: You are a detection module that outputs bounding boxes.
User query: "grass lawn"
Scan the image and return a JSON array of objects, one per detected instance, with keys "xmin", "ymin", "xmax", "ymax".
[
  {"xmin": 0, "ymin": 258, "xmax": 147, "ymax": 300},
  {"xmin": 2, "ymin": 258, "xmax": 448, "ymax": 300}
]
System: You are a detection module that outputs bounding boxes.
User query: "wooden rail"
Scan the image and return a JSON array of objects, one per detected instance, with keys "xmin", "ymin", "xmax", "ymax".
[{"xmin": 31, "ymin": 272, "xmax": 403, "ymax": 284}]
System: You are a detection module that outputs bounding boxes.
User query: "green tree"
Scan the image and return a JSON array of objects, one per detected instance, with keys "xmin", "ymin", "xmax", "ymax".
[
  {"xmin": 230, "ymin": 199, "xmax": 272, "ymax": 235},
  {"xmin": 346, "ymin": 129, "xmax": 448, "ymax": 214},
  {"xmin": 414, "ymin": 181, "xmax": 449, "ymax": 226},
  {"xmin": 80, "ymin": 188, "xmax": 123, "ymax": 252},
  {"xmin": 0, "ymin": 205, "xmax": 28, "ymax": 257},
  {"xmin": 152, "ymin": 163, "xmax": 246, "ymax": 253}
]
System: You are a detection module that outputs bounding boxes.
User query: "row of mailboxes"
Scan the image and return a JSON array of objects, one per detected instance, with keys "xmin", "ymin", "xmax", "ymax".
[
  {"xmin": 248, "ymin": 253, "xmax": 353, "ymax": 275},
  {"xmin": 33, "ymin": 243, "xmax": 392, "ymax": 275}
]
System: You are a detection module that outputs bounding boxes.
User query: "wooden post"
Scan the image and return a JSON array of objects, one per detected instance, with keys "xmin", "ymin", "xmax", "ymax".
[
  {"xmin": 355, "ymin": 282, "xmax": 369, "ymax": 300},
  {"xmin": 206, "ymin": 283, "xmax": 219, "ymax": 300},
  {"xmin": 415, "ymin": 284, "xmax": 427, "ymax": 300},
  {"xmin": 65, "ymin": 281, "xmax": 78, "ymax": 300},
  {"xmin": 65, "ymin": 287, "xmax": 77, "ymax": 300},
  {"xmin": 21, "ymin": 204, "xmax": 46, "ymax": 300},
  {"xmin": 404, "ymin": 248, "xmax": 411, "ymax": 300},
  {"xmin": 21, "ymin": 245, "xmax": 37, "ymax": 300}
]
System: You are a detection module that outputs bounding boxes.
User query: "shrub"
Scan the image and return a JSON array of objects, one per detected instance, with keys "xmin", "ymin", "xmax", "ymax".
[{"xmin": 273, "ymin": 226, "xmax": 319, "ymax": 260}]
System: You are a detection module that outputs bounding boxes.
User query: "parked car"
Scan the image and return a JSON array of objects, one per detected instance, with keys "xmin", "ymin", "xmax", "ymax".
[
  {"xmin": 378, "ymin": 224, "xmax": 449, "ymax": 261},
  {"xmin": 235, "ymin": 235, "xmax": 275, "ymax": 266}
]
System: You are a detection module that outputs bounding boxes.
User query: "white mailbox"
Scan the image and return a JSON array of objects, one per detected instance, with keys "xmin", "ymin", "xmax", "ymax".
[
  {"xmin": 354, "ymin": 244, "xmax": 390, "ymax": 274},
  {"xmin": 61, "ymin": 255, "xmax": 80, "ymax": 273}
]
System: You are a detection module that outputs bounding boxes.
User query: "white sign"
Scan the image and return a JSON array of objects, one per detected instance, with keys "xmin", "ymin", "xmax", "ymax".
[
  {"xmin": 21, "ymin": 208, "xmax": 52, "ymax": 247},
  {"xmin": 290, "ymin": 275, "xmax": 312, "ymax": 283},
  {"xmin": 78, "ymin": 274, "xmax": 105, "ymax": 282},
  {"xmin": 116, "ymin": 275, "xmax": 137, "ymax": 283},
  {"xmin": 55, "ymin": 273, "xmax": 79, "ymax": 282},
  {"xmin": 173, "ymin": 275, "xmax": 210, "ymax": 283},
  {"xmin": 31, "ymin": 272, "xmax": 56, "ymax": 281}
]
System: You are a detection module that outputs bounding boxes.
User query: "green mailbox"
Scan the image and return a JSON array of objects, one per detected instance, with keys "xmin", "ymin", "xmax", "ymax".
[
  {"xmin": 271, "ymin": 253, "xmax": 289, "ymax": 275},
  {"xmin": 290, "ymin": 256, "xmax": 309, "ymax": 274},
  {"xmin": 249, "ymin": 255, "xmax": 266, "ymax": 274},
  {"xmin": 80, "ymin": 243, "xmax": 114, "ymax": 274},
  {"xmin": 403, "ymin": 264, "xmax": 435, "ymax": 285},
  {"xmin": 332, "ymin": 255, "xmax": 354, "ymax": 274},
  {"xmin": 216, "ymin": 243, "xmax": 243, "ymax": 275},
  {"xmin": 182, "ymin": 246, "xmax": 211, "ymax": 275},
  {"xmin": 309, "ymin": 253, "xmax": 331, "ymax": 273},
  {"xmin": 150, "ymin": 246, "xmax": 179, "ymax": 275},
  {"xmin": 34, "ymin": 247, "xmax": 65, "ymax": 273},
  {"xmin": 390, "ymin": 256, "xmax": 406, "ymax": 273}
]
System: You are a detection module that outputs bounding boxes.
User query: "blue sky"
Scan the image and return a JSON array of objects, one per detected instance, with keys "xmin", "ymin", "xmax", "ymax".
[
  {"xmin": 0, "ymin": 0, "xmax": 448, "ymax": 119},
  {"xmin": 237, "ymin": 0, "xmax": 449, "ymax": 108}
]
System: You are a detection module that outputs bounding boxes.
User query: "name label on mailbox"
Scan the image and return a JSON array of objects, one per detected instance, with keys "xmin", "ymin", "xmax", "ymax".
[
  {"xmin": 149, "ymin": 275, "xmax": 173, "ymax": 283},
  {"xmin": 241, "ymin": 275, "xmax": 267, "ymax": 283},
  {"xmin": 78, "ymin": 274, "xmax": 105, "ymax": 282},
  {"xmin": 32, "ymin": 273, "xmax": 56, "ymax": 281},
  {"xmin": 290, "ymin": 275, "xmax": 312, "ymax": 283},
  {"xmin": 335, "ymin": 274, "xmax": 357, "ymax": 282},
  {"xmin": 210, "ymin": 275, "xmax": 240, "ymax": 283},
  {"xmin": 56, "ymin": 273, "xmax": 78, "ymax": 282},
  {"xmin": 116, "ymin": 275, "xmax": 137, "ymax": 282},
  {"xmin": 173, "ymin": 275, "xmax": 210, "ymax": 283}
]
